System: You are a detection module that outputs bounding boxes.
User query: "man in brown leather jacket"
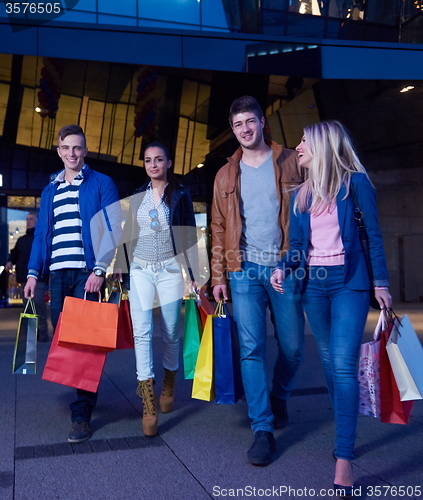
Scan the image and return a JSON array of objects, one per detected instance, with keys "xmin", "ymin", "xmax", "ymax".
[{"xmin": 211, "ymin": 96, "xmax": 305, "ymax": 466}]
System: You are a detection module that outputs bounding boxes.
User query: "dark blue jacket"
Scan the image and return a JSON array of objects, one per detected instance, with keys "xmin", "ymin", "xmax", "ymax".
[
  {"xmin": 28, "ymin": 166, "xmax": 120, "ymax": 279},
  {"xmin": 277, "ymin": 173, "xmax": 389, "ymax": 294}
]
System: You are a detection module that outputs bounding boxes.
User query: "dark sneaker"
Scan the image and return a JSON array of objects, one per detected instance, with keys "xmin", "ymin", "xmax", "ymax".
[
  {"xmin": 68, "ymin": 421, "xmax": 92, "ymax": 443},
  {"xmin": 247, "ymin": 431, "xmax": 276, "ymax": 466},
  {"xmin": 270, "ymin": 393, "xmax": 288, "ymax": 429}
]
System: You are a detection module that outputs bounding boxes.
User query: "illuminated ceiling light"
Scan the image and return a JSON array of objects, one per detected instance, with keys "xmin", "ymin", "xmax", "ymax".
[
  {"xmin": 35, "ymin": 107, "xmax": 42, "ymax": 112},
  {"xmin": 0, "ymin": 174, "xmax": 2, "ymax": 187},
  {"xmin": 197, "ymin": 163, "xmax": 204, "ymax": 168},
  {"xmin": 400, "ymin": 86, "xmax": 415, "ymax": 92}
]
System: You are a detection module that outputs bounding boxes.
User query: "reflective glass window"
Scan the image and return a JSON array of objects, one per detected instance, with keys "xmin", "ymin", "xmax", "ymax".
[{"xmin": 138, "ymin": 0, "xmax": 200, "ymax": 27}]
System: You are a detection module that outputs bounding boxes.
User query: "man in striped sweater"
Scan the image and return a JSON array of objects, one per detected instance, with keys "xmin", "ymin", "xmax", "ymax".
[{"xmin": 25, "ymin": 124, "xmax": 120, "ymax": 444}]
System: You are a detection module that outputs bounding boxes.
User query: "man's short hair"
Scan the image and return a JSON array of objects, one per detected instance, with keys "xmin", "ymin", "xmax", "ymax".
[
  {"xmin": 58, "ymin": 125, "xmax": 86, "ymax": 146},
  {"xmin": 228, "ymin": 96, "xmax": 264, "ymax": 126}
]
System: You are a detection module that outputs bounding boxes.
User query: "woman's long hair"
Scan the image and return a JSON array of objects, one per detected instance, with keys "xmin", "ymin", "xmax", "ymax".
[
  {"xmin": 294, "ymin": 120, "xmax": 370, "ymax": 215},
  {"xmin": 144, "ymin": 141, "xmax": 181, "ymax": 207}
]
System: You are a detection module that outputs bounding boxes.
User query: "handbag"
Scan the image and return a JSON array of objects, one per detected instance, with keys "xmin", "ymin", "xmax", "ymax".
[
  {"xmin": 379, "ymin": 316, "xmax": 413, "ymax": 425},
  {"xmin": 57, "ymin": 294, "xmax": 118, "ymax": 351},
  {"xmin": 386, "ymin": 313, "xmax": 423, "ymax": 401},
  {"xmin": 12, "ymin": 299, "xmax": 38, "ymax": 375},
  {"xmin": 358, "ymin": 309, "xmax": 386, "ymax": 417},
  {"xmin": 183, "ymin": 294, "xmax": 203, "ymax": 379},
  {"xmin": 42, "ymin": 313, "xmax": 107, "ymax": 392},
  {"xmin": 191, "ymin": 307, "xmax": 218, "ymax": 402},
  {"xmin": 350, "ymin": 185, "xmax": 380, "ymax": 310},
  {"xmin": 108, "ymin": 281, "xmax": 134, "ymax": 350},
  {"xmin": 213, "ymin": 302, "xmax": 244, "ymax": 404}
]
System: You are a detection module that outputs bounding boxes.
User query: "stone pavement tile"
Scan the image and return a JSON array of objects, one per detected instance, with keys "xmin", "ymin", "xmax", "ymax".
[
  {"xmin": 354, "ymin": 414, "xmax": 423, "ymax": 488},
  {"xmin": 14, "ymin": 447, "xmax": 211, "ymax": 500},
  {"xmin": 0, "ymin": 349, "xmax": 16, "ymax": 471}
]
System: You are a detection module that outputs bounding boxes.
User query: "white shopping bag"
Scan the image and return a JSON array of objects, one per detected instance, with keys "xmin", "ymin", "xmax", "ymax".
[{"xmin": 386, "ymin": 315, "xmax": 423, "ymax": 402}]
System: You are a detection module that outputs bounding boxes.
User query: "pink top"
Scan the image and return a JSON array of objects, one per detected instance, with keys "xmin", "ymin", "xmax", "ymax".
[{"xmin": 308, "ymin": 204, "xmax": 345, "ymax": 266}]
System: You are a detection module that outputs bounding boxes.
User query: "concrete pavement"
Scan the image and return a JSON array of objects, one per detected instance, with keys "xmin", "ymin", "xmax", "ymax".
[{"xmin": 1, "ymin": 303, "xmax": 422, "ymax": 500}]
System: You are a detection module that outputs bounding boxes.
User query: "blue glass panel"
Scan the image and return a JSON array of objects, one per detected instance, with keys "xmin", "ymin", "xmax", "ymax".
[
  {"xmin": 55, "ymin": 9, "xmax": 97, "ymax": 22},
  {"xmin": 72, "ymin": 0, "xmax": 97, "ymax": 12},
  {"xmin": 138, "ymin": 0, "xmax": 200, "ymax": 27},
  {"xmin": 286, "ymin": 14, "xmax": 324, "ymax": 37},
  {"xmin": 137, "ymin": 18, "xmax": 198, "ymax": 30},
  {"xmin": 201, "ymin": 25, "xmax": 229, "ymax": 32},
  {"xmin": 98, "ymin": 13, "xmax": 137, "ymax": 26},
  {"xmin": 201, "ymin": 0, "xmax": 228, "ymax": 29},
  {"xmin": 262, "ymin": 9, "xmax": 286, "ymax": 36},
  {"xmin": 98, "ymin": 0, "xmax": 136, "ymax": 17}
]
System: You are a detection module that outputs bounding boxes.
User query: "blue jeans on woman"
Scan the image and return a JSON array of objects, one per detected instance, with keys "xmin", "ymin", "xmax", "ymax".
[
  {"xmin": 229, "ymin": 261, "xmax": 304, "ymax": 433},
  {"xmin": 50, "ymin": 269, "xmax": 100, "ymax": 423},
  {"xmin": 301, "ymin": 265, "xmax": 369, "ymax": 461}
]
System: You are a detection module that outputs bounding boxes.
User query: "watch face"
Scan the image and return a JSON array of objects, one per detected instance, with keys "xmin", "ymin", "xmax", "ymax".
[{"xmin": 95, "ymin": 270, "xmax": 104, "ymax": 277}]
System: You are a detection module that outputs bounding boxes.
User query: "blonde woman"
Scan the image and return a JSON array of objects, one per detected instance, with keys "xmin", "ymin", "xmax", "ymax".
[{"xmin": 271, "ymin": 121, "xmax": 392, "ymax": 497}]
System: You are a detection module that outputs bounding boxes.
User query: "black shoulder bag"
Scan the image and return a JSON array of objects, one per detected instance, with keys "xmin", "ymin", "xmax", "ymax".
[{"xmin": 349, "ymin": 185, "xmax": 380, "ymax": 310}]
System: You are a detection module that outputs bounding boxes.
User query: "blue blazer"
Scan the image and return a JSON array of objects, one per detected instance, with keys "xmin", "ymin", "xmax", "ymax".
[{"xmin": 277, "ymin": 173, "xmax": 389, "ymax": 294}]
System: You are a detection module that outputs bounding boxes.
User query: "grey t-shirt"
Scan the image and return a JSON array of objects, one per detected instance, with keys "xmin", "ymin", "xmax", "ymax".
[{"xmin": 239, "ymin": 150, "xmax": 282, "ymax": 267}]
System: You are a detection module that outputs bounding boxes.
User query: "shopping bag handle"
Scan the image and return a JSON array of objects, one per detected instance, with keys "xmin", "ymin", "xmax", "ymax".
[
  {"xmin": 215, "ymin": 300, "xmax": 226, "ymax": 317},
  {"xmin": 373, "ymin": 307, "xmax": 395, "ymax": 341},
  {"xmin": 109, "ymin": 279, "xmax": 123, "ymax": 294},
  {"xmin": 83, "ymin": 291, "xmax": 102, "ymax": 302},
  {"xmin": 23, "ymin": 298, "xmax": 37, "ymax": 315}
]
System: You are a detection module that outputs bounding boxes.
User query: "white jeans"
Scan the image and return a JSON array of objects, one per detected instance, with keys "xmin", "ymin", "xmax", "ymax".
[{"xmin": 128, "ymin": 257, "xmax": 184, "ymax": 381}]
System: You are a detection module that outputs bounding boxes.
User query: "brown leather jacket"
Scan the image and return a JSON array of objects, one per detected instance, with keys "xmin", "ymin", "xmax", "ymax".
[{"xmin": 211, "ymin": 140, "xmax": 304, "ymax": 287}]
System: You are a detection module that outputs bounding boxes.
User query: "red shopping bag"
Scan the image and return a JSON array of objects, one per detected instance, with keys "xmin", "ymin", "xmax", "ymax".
[
  {"xmin": 115, "ymin": 298, "xmax": 134, "ymax": 349},
  {"xmin": 379, "ymin": 321, "xmax": 413, "ymax": 425},
  {"xmin": 197, "ymin": 289, "xmax": 214, "ymax": 327},
  {"xmin": 108, "ymin": 281, "xmax": 134, "ymax": 349},
  {"xmin": 42, "ymin": 314, "xmax": 107, "ymax": 392}
]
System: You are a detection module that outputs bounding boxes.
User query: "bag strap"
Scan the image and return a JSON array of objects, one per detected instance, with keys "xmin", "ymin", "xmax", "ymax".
[
  {"xmin": 349, "ymin": 184, "xmax": 366, "ymax": 233},
  {"xmin": 23, "ymin": 298, "xmax": 36, "ymax": 315}
]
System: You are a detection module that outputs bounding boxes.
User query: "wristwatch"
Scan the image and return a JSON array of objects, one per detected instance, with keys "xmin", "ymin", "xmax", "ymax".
[{"xmin": 94, "ymin": 269, "xmax": 106, "ymax": 278}]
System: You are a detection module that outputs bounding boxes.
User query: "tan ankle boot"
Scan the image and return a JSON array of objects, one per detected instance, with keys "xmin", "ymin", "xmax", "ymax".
[
  {"xmin": 160, "ymin": 369, "xmax": 177, "ymax": 413},
  {"xmin": 136, "ymin": 378, "xmax": 158, "ymax": 437}
]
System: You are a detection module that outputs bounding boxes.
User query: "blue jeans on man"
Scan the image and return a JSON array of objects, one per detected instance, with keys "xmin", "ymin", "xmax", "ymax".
[
  {"xmin": 229, "ymin": 261, "xmax": 304, "ymax": 434},
  {"xmin": 50, "ymin": 269, "xmax": 100, "ymax": 423}
]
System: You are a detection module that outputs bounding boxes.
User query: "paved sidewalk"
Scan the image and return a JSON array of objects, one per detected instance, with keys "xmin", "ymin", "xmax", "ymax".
[{"xmin": 0, "ymin": 303, "xmax": 422, "ymax": 500}]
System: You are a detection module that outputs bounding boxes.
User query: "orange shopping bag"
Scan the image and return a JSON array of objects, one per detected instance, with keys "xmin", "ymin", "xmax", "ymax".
[{"xmin": 58, "ymin": 294, "xmax": 118, "ymax": 352}]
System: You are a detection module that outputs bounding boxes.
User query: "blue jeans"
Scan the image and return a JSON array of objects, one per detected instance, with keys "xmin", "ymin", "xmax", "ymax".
[
  {"xmin": 50, "ymin": 269, "xmax": 100, "ymax": 423},
  {"xmin": 302, "ymin": 266, "xmax": 369, "ymax": 461},
  {"xmin": 229, "ymin": 261, "xmax": 304, "ymax": 433}
]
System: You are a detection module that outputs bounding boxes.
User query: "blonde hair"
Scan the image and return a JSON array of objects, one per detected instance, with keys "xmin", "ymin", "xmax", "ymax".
[{"xmin": 294, "ymin": 120, "xmax": 370, "ymax": 215}]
